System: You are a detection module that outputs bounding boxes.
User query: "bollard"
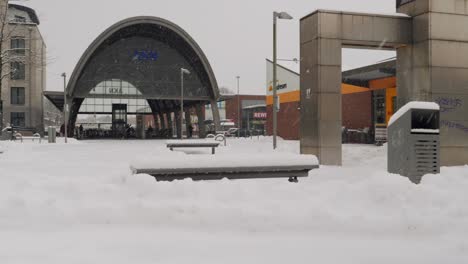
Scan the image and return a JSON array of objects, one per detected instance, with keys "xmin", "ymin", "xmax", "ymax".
[
  {"xmin": 48, "ymin": 127, "xmax": 56, "ymax": 143},
  {"xmin": 33, "ymin": 133, "xmax": 42, "ymax": 144},
  {"xmin": 14, "ymin": 133, "xmax": 23, "ymax": 143}
]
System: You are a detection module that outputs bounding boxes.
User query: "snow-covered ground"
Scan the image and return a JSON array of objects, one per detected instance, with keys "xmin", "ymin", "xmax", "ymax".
[{"xmin": 0, "ymin": 138, "xmax": 467, "ymax": 264}]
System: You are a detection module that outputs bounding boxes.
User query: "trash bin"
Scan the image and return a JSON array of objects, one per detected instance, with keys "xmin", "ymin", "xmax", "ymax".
[
  {"xmin": 388, "ymin": 102, "xmax": 440, "ymax": 184},
  {"xmin": 48, "ymin": 126, "xmax": 56, "ymax": 143}
]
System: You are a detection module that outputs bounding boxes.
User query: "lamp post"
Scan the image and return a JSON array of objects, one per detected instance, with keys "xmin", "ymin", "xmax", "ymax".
[
  {"xmin": 61, "ymin": 72, "xmax": 68, "ymax": 143},
  {"xmin": 180, "ymin": 68, "xmax": 191, "ymax": 139},
  {"xmin": 236, "ymin": 76, "xmax": 240, "ymax": 137},
  {"xmin": 273, "ymin": 11, "xmax": 293, "ymax": 149}
]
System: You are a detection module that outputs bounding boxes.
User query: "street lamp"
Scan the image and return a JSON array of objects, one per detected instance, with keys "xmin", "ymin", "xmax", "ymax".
[
  {"xmin": 180, "ymin": 68, "xmax": 191, "ymax": 139},
  {"xmin": 273, "ymin": 11, "xmax": 293, "ymax": 149},
  {"xmin": 236, "ymin": 76, "xmax": 240, "ymax": 137},
  {"xmin": 61, "ymin": 72, "xmax": 68, "ymax": 143}
]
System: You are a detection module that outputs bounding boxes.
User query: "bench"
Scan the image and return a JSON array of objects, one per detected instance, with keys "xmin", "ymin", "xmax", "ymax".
[
  {"xmin": 131, "ymin": 154, "xmax": 319, "ymax": 182},
  {"xmin": 166, "ymin": 140, "xmax": 221, "ymax": 154}
]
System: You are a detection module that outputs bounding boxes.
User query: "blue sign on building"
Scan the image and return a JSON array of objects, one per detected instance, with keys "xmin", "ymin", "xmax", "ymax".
[{"xmin": 133, "ymin": 50, "xmax": 159, "ymax": 61}]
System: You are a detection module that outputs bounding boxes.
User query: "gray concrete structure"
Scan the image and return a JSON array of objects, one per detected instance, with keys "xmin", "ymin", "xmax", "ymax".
[
  {"xmin": 300, "ymin": 0, "xmax": 468, "ymax": 166},
  {"xmin": 397, "ymin": 0, "xmax": 468, "ymax": 166}
]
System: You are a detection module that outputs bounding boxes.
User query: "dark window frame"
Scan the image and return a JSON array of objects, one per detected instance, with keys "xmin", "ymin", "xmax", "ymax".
[
  {"xmin": 11, "ymin": 37, "xmax": 26, "ymax": 55},
  {"xmin": 11, "ymin": 112, "xmax": 26, "ymax": 127},
  {"xmin": 10, "ymin": 62, "xmax": 25, "ymax": 80},
  {"xmin": 14, "ymin": 15, "xmax": 26, "ymax": 23},
  {"xmin": 10, "ymin": 87, "xmax": 25, "ymax": 105}
]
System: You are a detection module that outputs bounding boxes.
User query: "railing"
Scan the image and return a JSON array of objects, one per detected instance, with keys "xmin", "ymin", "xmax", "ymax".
[
  {"xmin": 12, "ymin": 133, "xmax": 43, "ymax": 144},
  {"xmin": 32, "ymin": 133, "xmax": 42, "ymax": 143},
  {"xmin": 14, "ymin": 133, "xmax": 23, "ymax": 143}
]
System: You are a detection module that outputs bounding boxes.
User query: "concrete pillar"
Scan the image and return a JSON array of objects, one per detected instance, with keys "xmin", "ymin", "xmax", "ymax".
[
  {"xmin": 185, "ymin": 109, "xmax": 191, "ymax": 138},
  {"xmin": 159, "ymin": 113, "xmax": 166, "ymax": 130},
  {"xmin": 210, "ymin": 100, "xmax": 221, "ymax": 132},
  {"xmin": 397, "ymin": 0, "xmax": 468, "ymax": 166},
  {"xmin": 196, "ymin": 104, "xmax": 206, "ymax": 138},
  {"xmin": 175, "ymin": 111, "xmax": 182, "ymax": 139},
  {"xmin": 153, "ymin": 114, "xmax": 160, "ymax": 131},
  {"xmin": 166, "ymin": 112, "xmax": 173, "ymax": 137},
  {"xmin": 300, "ymin": 13, "xmax": 343, "ymax": 166}
]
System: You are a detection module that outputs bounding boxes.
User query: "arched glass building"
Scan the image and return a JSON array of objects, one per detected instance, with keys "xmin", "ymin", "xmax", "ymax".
[{"xmin": 46, "ymin": 16, "xmax": 220, "ymax": 138}]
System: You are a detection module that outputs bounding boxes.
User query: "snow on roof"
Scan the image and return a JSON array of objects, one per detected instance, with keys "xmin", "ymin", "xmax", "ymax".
[
  {"xmin": 243, "ymin": 104, "xmax": 266, "ymax": 110},
  {"xmin": 221, "ymin": 122, "xmax": 235, "ymax": 126},
  {"xmin": 388, "ymin": 101, "xmax": 440, "ymax": 127}
]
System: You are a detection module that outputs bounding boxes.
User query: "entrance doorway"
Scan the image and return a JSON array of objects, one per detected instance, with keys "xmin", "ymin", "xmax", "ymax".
[
  {"xmin": 112, "ymin": 104, "xmax": 127, "ymax": 138},
  {"xmin": 373, "ymin": 89, "xmax": 387, "ymax": 145}
]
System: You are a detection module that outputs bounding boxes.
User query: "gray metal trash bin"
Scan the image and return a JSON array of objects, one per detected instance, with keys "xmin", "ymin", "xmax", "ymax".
[
  {"xmin": 48, "ymin": 127, "xmax": 56, "ymax": 143},
  {"xmin": 388, "ymin": 102, "xmax": 440, "ymax": 184}
]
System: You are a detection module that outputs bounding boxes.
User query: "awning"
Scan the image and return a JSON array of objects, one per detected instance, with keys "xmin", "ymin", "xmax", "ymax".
[
  {"xmin": 342, "ymin": 60, "xmax": 396, "ymax": 87},
  {"xmin": 43, "ymin": 91, "xmax": 65, "ymax": 112}
]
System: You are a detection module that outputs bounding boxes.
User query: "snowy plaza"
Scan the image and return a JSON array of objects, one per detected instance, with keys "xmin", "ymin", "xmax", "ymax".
[
  {"xmin": 1, "ymin": 0, "xmax": 468, "ymax": 263},
  {"xmin": 1, "ymin": 138, "xmax": 468, "ymax": 263}
]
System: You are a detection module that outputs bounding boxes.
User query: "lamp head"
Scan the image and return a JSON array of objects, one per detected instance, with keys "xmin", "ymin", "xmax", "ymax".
[
  {"xmin": 181, "ymin": 68, "xmax": 191, "ymax": 75},
  {"xmin": 276, "ymin": 11, "xmax": 293, "ymax": 20}
]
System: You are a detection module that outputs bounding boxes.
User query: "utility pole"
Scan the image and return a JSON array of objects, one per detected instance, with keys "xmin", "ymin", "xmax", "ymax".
[
  {"xmin": 61, "ymin": 73, "xmax": 67, "ymax": 143},
  {"xmin": 236, "ymin": 76, "xmax": 240, "ymax": 137},
  {"xmin": 180, "ymin": 68, "xmax": 191, "ymax": 139},
  {"xmin": 272, "ymin": 11, "xmax": 293, "ymax": 149}
]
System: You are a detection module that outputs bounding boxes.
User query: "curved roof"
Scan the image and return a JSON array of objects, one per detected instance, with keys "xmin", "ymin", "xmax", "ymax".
[
  {"xmin": 67, "ymin": 16, "xmax": 220, "ymax": 100},
  {"xmin": 8, "ymin": 4, "xmax": 40, "ymax": 25}
]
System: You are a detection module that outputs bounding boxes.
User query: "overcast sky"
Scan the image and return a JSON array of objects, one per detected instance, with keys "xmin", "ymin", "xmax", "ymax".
[{"xmin": 25, "ymin": 0, "xmax": 398, "ymax": 95}]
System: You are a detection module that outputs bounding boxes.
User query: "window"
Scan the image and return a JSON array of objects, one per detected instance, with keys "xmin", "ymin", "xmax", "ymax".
[
  {"xmin": 11, "ymin": 38, "xmax": 26, "ymax": 55},
  {"xmin": 14, "ymin": 15, "xmax": 26, "ymax": 23},
  {"xmin": 11, "ymin": 87, "xmax": 25, "ymax": 105},
  {"xmin": 11, "ymin": 112, "xmax": 25, "ymax": 127},
  {"xmin": 11, "ymin": 62, "xmax": 25, "ymax": 80}
]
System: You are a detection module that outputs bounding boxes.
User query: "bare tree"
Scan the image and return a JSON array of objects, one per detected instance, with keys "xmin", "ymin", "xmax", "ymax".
[{"xmin": 219, "ymin": 86, "xmax": 235, "ymax": 95}]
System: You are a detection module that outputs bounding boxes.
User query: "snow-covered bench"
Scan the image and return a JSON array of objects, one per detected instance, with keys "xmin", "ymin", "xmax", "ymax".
[
  {"xmin": 131, "ymin": 154, "xmax": 319, "ymax": 182},
  {"xmin": 166, "ymin": 140, "xmax": 221, "ymax": 154}
]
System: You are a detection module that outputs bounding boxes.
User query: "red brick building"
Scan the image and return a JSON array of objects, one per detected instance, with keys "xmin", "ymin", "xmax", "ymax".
[
  {"xmin": 225, "ymin": 95, "xmax": 266, "ymax": 130},
  {"xmin": 265, "ymin": 60, "xmax": 397, "ymax": 141}
]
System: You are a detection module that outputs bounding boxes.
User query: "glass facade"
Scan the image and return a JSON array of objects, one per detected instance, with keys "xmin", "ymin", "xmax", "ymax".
[
  {"xmin": 79, "ymin": 79, "xmax": 151, "ymax": 114},
  {"xmin": 205, "ymin": 101, "xmax": 225, "ymax": 110}
]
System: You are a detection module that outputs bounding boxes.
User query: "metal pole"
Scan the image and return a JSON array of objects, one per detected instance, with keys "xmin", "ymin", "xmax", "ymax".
[
  {"xmin": 62, "ymin": 73, "xmax": 68, "ymax": 143},
  {"xmin": 236, "ymin": 76, "xmax": 240, "ymax": 138},
  {"xmin": 180, "ymin": 69, "xmax": 184, "ymax": 140},
  {"xmin": 273, "ymin": 12, "xmax": 278, "ymax": 149}
]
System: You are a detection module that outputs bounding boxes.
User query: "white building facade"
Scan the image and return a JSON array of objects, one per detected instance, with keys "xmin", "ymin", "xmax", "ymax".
[{"xmin": 0, "ymin": 1, "xmax": 46, "ymax": 132}]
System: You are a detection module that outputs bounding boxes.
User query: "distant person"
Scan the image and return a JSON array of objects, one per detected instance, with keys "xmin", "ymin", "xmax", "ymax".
[
  {"xmin": 79, "ymin": 124, "xmax": 84, "ymax": 139},
  {"xmin": 188, "ymin": 124, "xmax": 193, "ymax": 138},
  {"xmin": 60, "ymin": 124, "xmax": 65, "ymax": 137},
  {"xmin": 147, "ymin": 125, "xmax": 154, "ymax": 137}
]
